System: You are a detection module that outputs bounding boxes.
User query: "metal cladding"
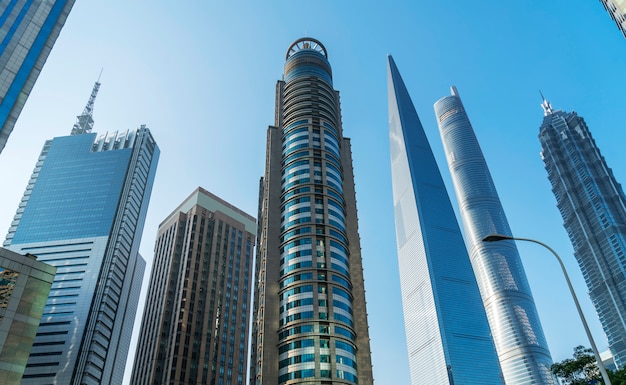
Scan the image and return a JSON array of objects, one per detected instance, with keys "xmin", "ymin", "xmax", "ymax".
[
  {"xmin": 387, "ymin": 56, "xmax": 503, "ymax": 385},
  {"xmin": 251, "ymin": 38, "xmax": 373, "ymax": 385},
  {"xmin": 539, "ymin": 100, "xmax": 626, "ymax": 368},
  {"xmin": 435, "ymin": 87, "xmax": 554, "ymax": 384}
]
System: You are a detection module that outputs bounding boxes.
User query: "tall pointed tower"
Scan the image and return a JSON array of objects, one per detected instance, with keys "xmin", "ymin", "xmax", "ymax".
[
  {"xmin": 387, "ymin": 56, "xmax": 502, "ymax": 384},
  {"xmin": 4, "ymin": 81, "xmax": 159, "ymax": 384},
  {"xmin": 251, "ymin": 38, "xmax": 373, "ymax": 385},
  {"xmin": 539, "ymin": 98, "xmax": 626, "ymax": 368},
  {"xmin": 435, "ymin": 87, "xmax": 554, "ymax": 384}
]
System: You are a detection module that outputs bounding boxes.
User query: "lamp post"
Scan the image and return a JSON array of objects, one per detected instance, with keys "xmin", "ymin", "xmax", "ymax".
[{"xmin": 482, "ymin": 234, "xmax": 612, "ymax": 385}]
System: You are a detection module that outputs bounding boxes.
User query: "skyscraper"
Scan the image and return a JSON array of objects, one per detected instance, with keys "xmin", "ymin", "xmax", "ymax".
[
  {"xmin": 250, "ymin": 38, "xmax": 373, "ymax": 385},
  {"xmin": 131, "ymin": 187, "xmax": 255, "ymax": 385},
  {"xmin": 387, "ymin": 56, "xmax": 503, "ymax": 385},
  {"xmin": 539, "ymin": 98, "xmax": 626, "ymax": 368},
  {"xmin": 0, "ymin": 248, "xmax": 56, "ymax": 385},
  {"xmin": 4, "ymin": 81, "xmax": 159, "ymax": 384},
  {"xmin": 598, "ymin": 0, "xmax": 626, "ymax": 39},
  {"xmin": 435, "ymin": 87, "xmax": 554, "ymax": 384},
  {"xmin": 0, "ymin": 0, "xmax": 76, "ymax": 154}
]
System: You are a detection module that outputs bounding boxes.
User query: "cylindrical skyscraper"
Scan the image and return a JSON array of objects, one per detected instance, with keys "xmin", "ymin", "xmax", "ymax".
[
  {"xmin": 435, "ymin": 87, "xmax": 554, "ymax": 384},
  {"xmin": 251, "ymin": 38, "xmax": 373, "ymax": 385}
]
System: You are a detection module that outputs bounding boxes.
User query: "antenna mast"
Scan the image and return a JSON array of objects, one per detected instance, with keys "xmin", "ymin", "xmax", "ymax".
[{"xmin": 71, "ymin": 71, "xmax": 102, "ymax": 135}]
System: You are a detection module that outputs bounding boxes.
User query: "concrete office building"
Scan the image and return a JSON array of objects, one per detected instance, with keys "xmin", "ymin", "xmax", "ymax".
[
  {"xmin": 435, "ymin": 87, "xmax": 554, "ymax": 384},
  {"xmin": 539, "ymin": 98, "xmax": 626, "ymax": 368},
  {"xmin": 387, "ymin": 57, "xmax": 503, "ymax": 385},
  {"xmin": 131, "ymin": 187, "xmax": 255, "ymax": 385},
  {"xmin": 4, "ymin": 81, "xmax": 158, "ymax": 384},
  {"xmin": 0, "ymin": 248, "xmax": 56, "ymax": 385},
  {"xmin": 0, "ymin": 0, "xmax": 76, "ymax": 154},
  {"xmin": 250, "ymin": 38, "xmax": 373, "ymax": 385}
]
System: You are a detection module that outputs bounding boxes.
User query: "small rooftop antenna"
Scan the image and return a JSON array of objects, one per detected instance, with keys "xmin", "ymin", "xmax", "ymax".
[
  {"xmin": 71, "ymin": 69, "xmax": 102, "ymax": 135},
  {"xmin": 539, "ymin": 89, "xmax": 554, "ymax": 116}
]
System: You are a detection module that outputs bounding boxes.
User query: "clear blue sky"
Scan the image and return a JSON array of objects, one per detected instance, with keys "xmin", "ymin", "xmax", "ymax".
[{"xmin": 1, "ymin": 1, "xmax": 625, "ymax": 384}]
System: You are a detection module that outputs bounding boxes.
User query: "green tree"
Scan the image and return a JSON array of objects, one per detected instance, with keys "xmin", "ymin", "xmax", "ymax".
[
  {"xmin": 551, "ymin": 345, "xmax": 600, "ymax": 384},
  {"xmin": 551, "ymin": 345, "xmax": 626, "ymax": 385}
]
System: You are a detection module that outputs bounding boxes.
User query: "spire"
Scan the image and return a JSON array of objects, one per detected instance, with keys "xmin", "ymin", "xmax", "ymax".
[
  {"xmin": 540, "ymin": 90, "xmax": 554, "ymax": 116},
  {"xmin": 71, "ymin": 71, "xmax": 102, "ymax": 135}
]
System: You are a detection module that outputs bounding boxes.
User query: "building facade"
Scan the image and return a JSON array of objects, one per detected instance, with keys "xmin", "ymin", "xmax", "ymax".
[
  {"xmin": 250, "ymin": 38, "xmax": 373, "ymax": 385},
  {"xmin": 598, "ymin": 0, "xmax": 626, "ymax": 39},
  {"xmin": 387, "ymin": 57, "xmax": 503, "ymax": 385},
  {"xmin": 131, "ymin": 187, "xmax": 255, "ymax": 385},
  {"xmin": 3, "ymin": 81, "xmax": 159, "ymax": 384},
  {"xmin": 0, "ymin": 247, "xmax": 56, "ymax": 385},
  {"xmin": 435, "ymin": 87, "xmax": 554, "ymax": 384},
  {"xmin": 0, "ymin": 0, "xmax": 75, "ymax": 154},
  {"xmin": 539, "ymin": 99, "xmax": 626, "ymax": 368}
]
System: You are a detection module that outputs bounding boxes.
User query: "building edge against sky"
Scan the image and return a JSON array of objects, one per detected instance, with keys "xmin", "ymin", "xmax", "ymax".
[
  {"xmin": 131, "ymin": 187, "xmax": 255, "ymax": 385},
  {"xmin": 387, "ymin": 55, "xmax": 503, "ymax": 385},
  {"xmin": 539, "ymin": 99, "xmax": 626, "ymax": 368},
  {"xmin": 434, "ymin": 86, "xmax": 555, "ymax": 384},
  {"xmin": 0, "ymin": 0, "xmax": 76, "ymax": 154},
  {"xmin": 251, "ymin": 37, "xmax": 373, "ymax": 385},
  {"xmin": 3, "ymin": 81, "xmax": 159, "ymax": 384},
  {"xmin": 0, "ymin": 248, "xmax": 56, "ymax": 385},
  {"xmin": 598, "ymin": 0, "xmax": 626, "ymax": 39}
]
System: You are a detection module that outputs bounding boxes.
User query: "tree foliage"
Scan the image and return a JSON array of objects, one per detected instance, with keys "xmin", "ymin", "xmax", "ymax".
[
  {"xmin": 551, "ymin": 345, "xmax": 600, "ymax": 384},
  {"xmin": 551, "ymin": 345, "xmax": 626, "ymax": 385}
]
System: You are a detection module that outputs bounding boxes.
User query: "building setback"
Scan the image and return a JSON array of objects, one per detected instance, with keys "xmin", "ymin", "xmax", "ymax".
[
  {"xmin": 0, "ymin": 248, "xmax": 56, "ymax": 385},
  {"xmin": 387, "ymin": 56, "xmax": 503, "ymax": 385},
  {"xmin": 250, "ymin": 37, "xmax": 373, "ymax": 385},
  {"xmin": 539, "ymin": 98, "xmax": 626, "ymax": 368},
  {"xmin": 4, "ymin": 81, "xmax": 159, "ymax": 384},
  {"xmin": 435, "ymin": 87, "xmax": 554, "ymax": 384},
  {"xmin": 0, "ymin": 0, "xmax": 75, "ymax": 154},
  {"xmin": 131, "ymin": 187, "xmax": 256, "ymax": 385}
]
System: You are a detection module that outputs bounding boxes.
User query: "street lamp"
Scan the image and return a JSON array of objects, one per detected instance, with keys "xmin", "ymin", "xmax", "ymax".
[{"xmin": 482, "ymin": 234, "xmax": 612, "ymax": 385}]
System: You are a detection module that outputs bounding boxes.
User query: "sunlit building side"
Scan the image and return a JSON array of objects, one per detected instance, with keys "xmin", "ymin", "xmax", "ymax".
[
  {"xmin": 435, "ymin": 86, "xmax": 554, "ymax": 384},
  {"xmin": 387, "ymin": 57, "xmax": 503, "ymax": 385}
]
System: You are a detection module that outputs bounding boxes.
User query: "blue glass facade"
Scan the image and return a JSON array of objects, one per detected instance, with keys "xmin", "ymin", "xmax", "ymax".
[
  {"xmin": 252, "ymin": 38, "xmax": 373, "ymax": 385},
  {"xmin": 11, "ymin": 134, "xmax": 130, "ymax": 243},
  {"xmin": 539, "ymin": 101, "xmax": 626, "ymax": 368},
  {"xmin": 5, "ymin": 124, "xmax": 159, "ymax": 384},
  {"xmin": 387, "ymin": 56, "xmax": 502, "ymax": 384},
  {"xmin": 435, "ymin": 87, "xmax": 554, "ymax": 384},
  {"xmin": 0, "ymin": 0, "xmax": 75, "ymax": 153}
]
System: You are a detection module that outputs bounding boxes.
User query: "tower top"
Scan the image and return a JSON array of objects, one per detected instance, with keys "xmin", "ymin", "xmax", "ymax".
[
  {"xmin": 540, "ymin": 91, "xmax": 554, "ymax": 116},
  {"xmin": 286, "ymin": 37, "xmax": 327, "ymax": 60},
  {"xmin": 71, "ymin": 73, "xmax": 102, "ymax": 135}
]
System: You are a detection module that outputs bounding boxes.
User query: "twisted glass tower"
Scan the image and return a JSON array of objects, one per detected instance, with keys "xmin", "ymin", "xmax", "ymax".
[
  {"xmin": 388, "ymin": 56, "xmax": 502, "ymax": 385},
  {"xmin": 539, "ymin": 99, "xmax": 626, "ymax": 368},
  {"xmin": 434, "ymin": 87, "xmax": 554, "ymax": 384},
  {"xmin": 251, "ymin": 38, "xmax": 373, "ymax": 385}
]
